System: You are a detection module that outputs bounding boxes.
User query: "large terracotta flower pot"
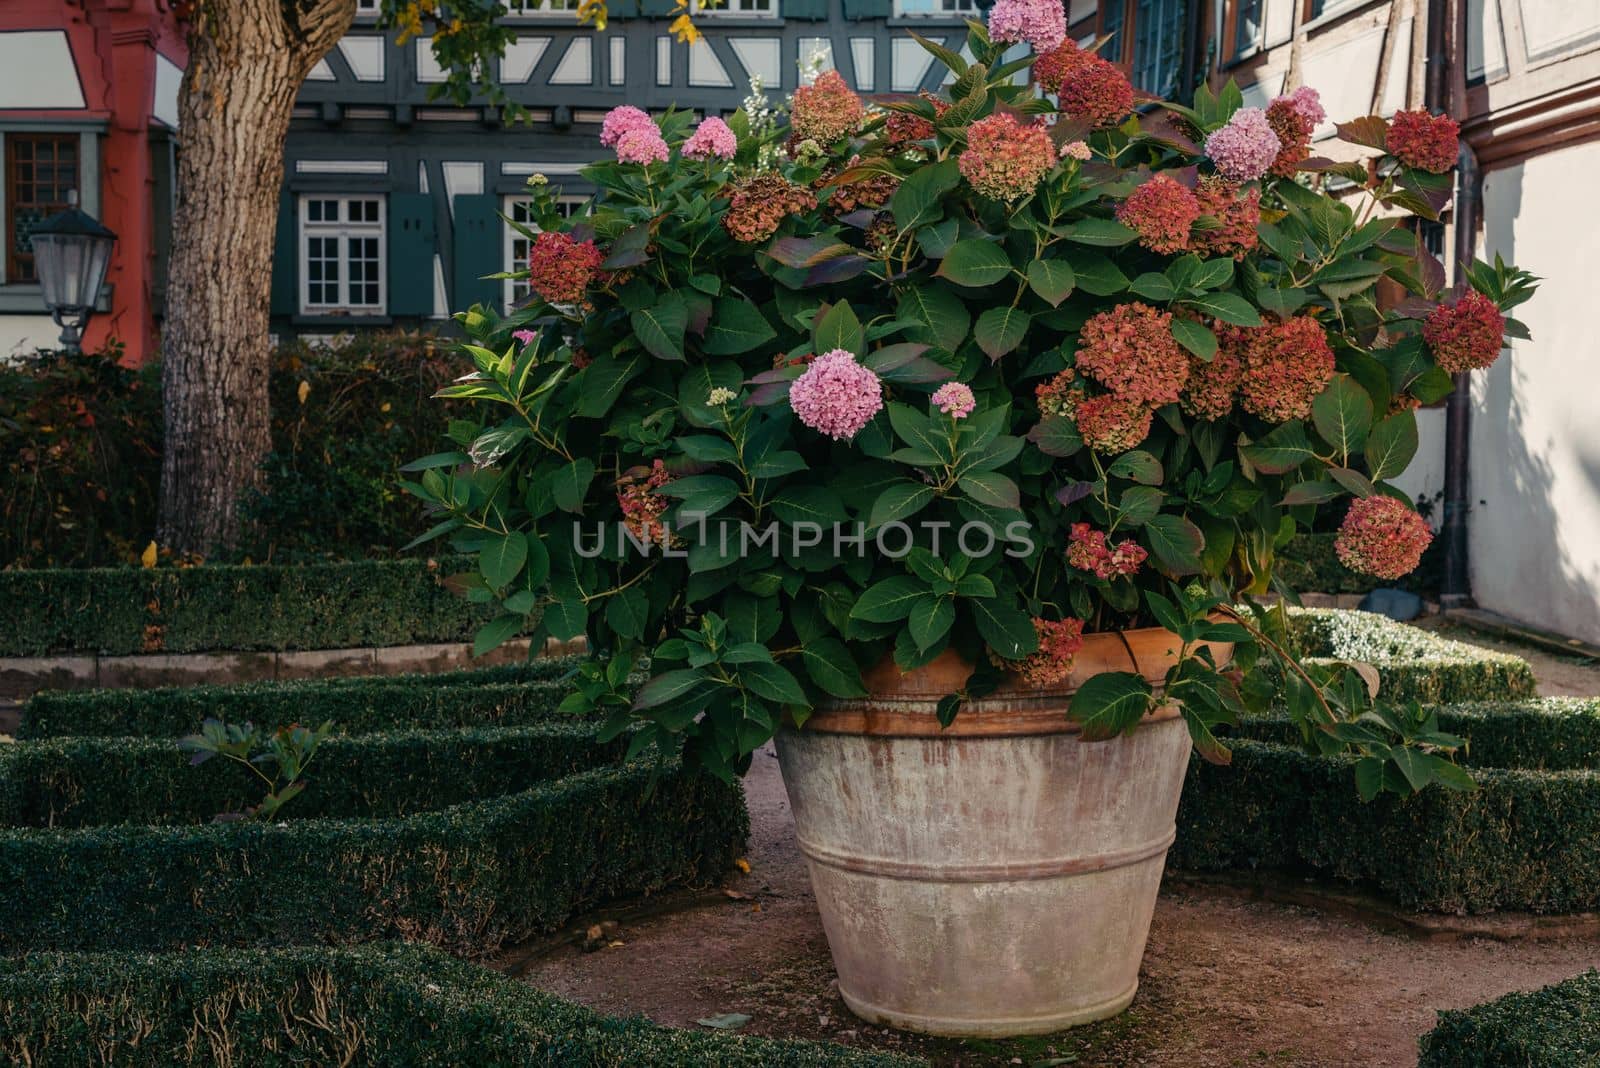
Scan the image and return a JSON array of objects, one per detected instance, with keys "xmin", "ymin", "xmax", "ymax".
[{"xmin": 774, "ymin": 626, "xmax": 1230, "ymax": 1038}]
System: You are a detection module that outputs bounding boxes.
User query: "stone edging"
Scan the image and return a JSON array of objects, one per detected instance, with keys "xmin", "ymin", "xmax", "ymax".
[
  {"xmin": 0, "ymin": 637, "xmax": 586, "ymax": 706},
  {"xmin": 1165, "ymin": 871, "xmax": 1600, "ymax": 942}
]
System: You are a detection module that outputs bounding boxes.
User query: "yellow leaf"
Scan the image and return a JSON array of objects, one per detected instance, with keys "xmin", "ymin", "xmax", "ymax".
[
  {"xmin": 733, "ymin": 857, "xmax": 751, "ymax": 874},
  {"xmin": 380, "ymin": 401, "xmax": 392, "ymax": 413},
  {"xmin": 140, "ymin": 541, "xmax": 158, "ymax": 569},
  {"xmin": 669, "ymin": 13, "xmax": 701, "ymax": 44},
  {"xmin": 297, "ymin": 380, "xmax": 311, "ymax": 405}
]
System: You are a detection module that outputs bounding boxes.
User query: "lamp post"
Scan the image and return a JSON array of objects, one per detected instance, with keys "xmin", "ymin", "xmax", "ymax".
[{"xmin": 32, "ymin": 205, "xmax": 117, "ymax": 354}]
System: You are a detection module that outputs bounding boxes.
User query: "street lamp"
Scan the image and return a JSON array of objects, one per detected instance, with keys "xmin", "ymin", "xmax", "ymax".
[{"xmin": 32, "ymin": 204, "xmax": 116, "ymax": 354}]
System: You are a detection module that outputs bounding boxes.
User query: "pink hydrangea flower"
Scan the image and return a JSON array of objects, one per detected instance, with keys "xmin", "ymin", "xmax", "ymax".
[
  {"xmin": 1335, "ymin": 495, "xmax": 1433, "ymax": 579},
  {"xmin": 512, "ymin": 329, "xmax": 538, "ymax": 346},
  {"xmin": 600, "ymin": 106, "xmax": 654, "ymax": 148},
  {"xmin": 683, "ymin": 116, "xmax": 738, "ymax": 161},
  {"xmin": 959, "ymin": 114, "xmax": 1055, "ymax": 201},
  {"xmin": 1060, "ymin": 140, "xmax": 1091, "ymax": 161},
  {"xmin": 616, "ymin": 125, "xmax": 670, "ymax": 165},
  {"xmin": 789, "ymin": 348, "xmax": 884, "ymax": 441},
  {"xmin": 1067, "ymin": 522, "xmax": 1147, "ymax": 579},
  {"xmin": 987, "ymin": 0, "xmax": 1066, "ymax": 53},
  {"xmin": 1204, "ymin": 107, "xmax": 1282, "ymax": 182},
  {"xmin": 931, "ymin": 382, "xmax": 977, "ymax": 419},
  {"xmin": 1282, "ymin": 86, "xmax": 1326, "ymax": 127},
  {"xmin": 790, "ymin": 71, "xmax": 864, "ymax": 144},
  {"xmin": 1075, "ymin": 302, "xmax": 1190, "ymax": 406}
]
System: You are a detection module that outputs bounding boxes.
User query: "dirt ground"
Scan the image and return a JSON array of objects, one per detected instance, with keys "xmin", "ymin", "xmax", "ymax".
[{"xmin": 512, "ymin": 626, "xmax": 1600, "ymax": 1067}]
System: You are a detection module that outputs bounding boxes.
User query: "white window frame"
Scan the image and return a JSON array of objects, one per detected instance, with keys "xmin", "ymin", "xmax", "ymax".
[
  {"xmin": 690, "ymin": 0, "xmax": 780, "ymax": 17},
  {"xmin": 298, "ymin": 194, "xmax": 387, "ymax": 316},
  {"xmin": 504, "ymin": 194, "xmax": 586, "ymax": 308},
  {"xmin": 892, "ymin": 0, "xmax": 979, "ymax": 16},
  {"xmin": 355, "ymin": 0, "xmax": 380, "ymax": 15},
  {"xmin": 503, "ymin": 0, "xmax": 584, "ymax": 17}
]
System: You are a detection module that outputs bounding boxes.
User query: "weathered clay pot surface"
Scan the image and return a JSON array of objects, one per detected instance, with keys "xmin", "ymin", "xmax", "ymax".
[{"xmin": 774, "ymin": 627, "xmax": 1222, "ymax": 1038}]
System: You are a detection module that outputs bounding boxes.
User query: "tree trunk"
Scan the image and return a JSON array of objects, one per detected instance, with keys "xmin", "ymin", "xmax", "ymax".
[{"xmin": 158, "ymin": 0, "xmax": 353, "ymax": 554}]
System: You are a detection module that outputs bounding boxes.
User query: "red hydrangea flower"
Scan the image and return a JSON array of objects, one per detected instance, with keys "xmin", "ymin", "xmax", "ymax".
[
  {"xmin": 1073, "ymin": 392, "xmax": 1154, "ymax": 453},
  {"xmin": 1035, "ymin": 370, "xmax": 1078, "ymax": 419},
  {"xmin": 1117, "ymin": 174, "xmax": 1201, "ymax": 255},
  {"xmin": 790, "ymin": 70, "xmax": 864, "ymax": 144},
  {"xmin": 1387, "ymin": 109, "xmax": 1460, "ymax": 173},
  {"xmin": 1067, "ymin": 522, "xmax": 1148, "ymax": 579},
  {"xmin": 1075, "ymin": 302, "xmax": 1190, "ymax": 406},
  {"xmin": 527, "ymin": 231, "xmax": 604, "ymax": 305},
  {"xmin": 885, "ymin": 92, "xmax": 947, "ymax": 146},
  {"xmin": 1266, "ymin": 94, "xmax": 1316, "ymax": 178},
  {"xmin": 958, "ymin": 114, "xmax": 1056, "ymax": 201},
  {"xmin": 1192, "ymin": 176, "xmax": 1261, "ymax": 259},
  {"xmin": 1231, "ymin": 316, "xmax": 1336, "ymax": 423},
  {"xmin": 723, "ymin": 174, "xmax": 817, "ymax": 243},
  {"xmin": 1181, "ymin": 345, "xmax": 1244, "ymax": 421},
  {"xmin": 1035, "ymin": 41, "xmax": 1135, "ymax": 129},
  {"xmin": 1423, "ymin": 290, "xmax": 1505, "ymax": 372},
  {"xmin": 1335, "ymin": 495, "xmax": 1433, "ymax": 579},
  {"xmin": 1007, "ymin": 616, "xmax": 1087, "ymax": 687},
  {"xmin": 821, "ymin": 156, "xmax": 899, "ymax": 213},
  {"xmin": 618, "ymin": 459, "xmax": 672, "ymax": 543}
]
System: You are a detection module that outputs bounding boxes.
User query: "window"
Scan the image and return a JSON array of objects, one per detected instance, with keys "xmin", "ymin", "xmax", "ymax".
[
  {"xmin": 894, "ymin": 0, "xmax": 979, "ymax": 16},
  {"xmin": 504, "ymin": 195, "xmax": 585, "ymax": 308},
  {"xmin": 1097, "ymin": 0, "xmax": 1186, "ymax": 98},
  {"xmin": 355, "ymin": 0, "xmax": 379, "ymax": 12},
  {"xmin": 691, "ymin": 0, "xmax": 778, "ymax": 15},
  {"xmin": 1305, "ymin": 0, "xmax": 1365, "ymax": 20},
  {"xmin": 299, "ymin": 195, "xmax": 386, "ymax": 315},
  {"xmin": 6, "ymin": 134, "xmax": 80, "ymax": 284},
  {"xmin": 504, "ymin": 0, "xmax": 583, "ymax": 15},
  {"xmin": 1226, "ymin": 0, "xmax": 1265, "ymax": 61}
]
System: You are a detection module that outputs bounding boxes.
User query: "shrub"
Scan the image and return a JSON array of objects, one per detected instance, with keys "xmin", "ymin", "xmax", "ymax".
[
  {"xmin": 0, "ymin": 334, "xmax": 456, "ymax": 569},
  {"xmin": 0, "ymin": 758, "xmax": 746, "ymax": 956},
  {"xmin": 1276, "ymin": 532, "xmax": 1442, "ymax": 595},
  {"xmin": 1418, "ymin": 969, "xmax": 1600, "ymax": 1067},
  {"xmin": 0, "ymin": 944, "xmax": 917, "ymax": 1066},
  {"xmin": 1, "ymin": 556, "xmax": 490, "ymax": 657},
  {"xmin": 1290, "ymin": 608, "xmax": 1536, "ymax": 703},
  {"xmin": 21, "ymin": 659, "xmax": 582, "ymax": 739}
]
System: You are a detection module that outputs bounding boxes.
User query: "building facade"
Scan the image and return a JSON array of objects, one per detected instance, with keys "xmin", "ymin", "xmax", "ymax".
[
  {"xmin": 270, "ymin": 0, "xmax": 1196, "ymax": 330},
  {"xmin": 0, "ymin": 0, "xmax": 186, "ymax": 363}
]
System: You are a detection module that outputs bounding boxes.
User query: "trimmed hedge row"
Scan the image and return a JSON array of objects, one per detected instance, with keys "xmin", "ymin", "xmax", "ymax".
[
  {"xmin": 0, "ymin": 756, "xmax": 746, "ymax": 956},
  {"xmin": 1418, "ymin": 969, "xmax": 1600, "ymax": 1067},
  {"xmin": 1173, "ymin": 715, "xmax": 1600, "ymax": 914},
  {"xmin": 1290, "ymin": 608, "xmax": 1537, "ymax": 704},
  {"xmin": 1, "ymin": 557, "xmax": 490, "ymax": 657},
  {"xmin": 0, "ymin": 723, "xmax": 626, "ymax": 828},
  {"xmin": 20, "ymin": 659, "xmax": 583, "ymax": 740},
  {"xmin": 0, "ymin": 944, "xmax": 917, "ymax": 1066}
]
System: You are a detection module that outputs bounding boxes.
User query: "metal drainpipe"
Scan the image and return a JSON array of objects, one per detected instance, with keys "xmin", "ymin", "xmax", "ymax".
[{"xmin": 1436, "ymin": 0, "xmax": 1476, "ymax": 605}]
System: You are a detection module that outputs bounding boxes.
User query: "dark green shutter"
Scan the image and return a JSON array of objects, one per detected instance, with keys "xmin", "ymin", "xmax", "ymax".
[
  {"xmin": 609, "ymin": 0, "xmax": 645, "ymax": 15},
  {"xmin": 388, "ymin": 193, "xmax": 436, "ymax": 317},
  {"xmin": 451, "ymin": 193, "xmax": 503, "ymax": 314},
  {"xmin": 639, "ymin": 0, "xmax": 676, "ymax": 15},
  {"xmin": 269, "ymin": 188, "xmax": 297, "ymax": 317},
  {"xmin": 781, "ymin": 0, "xmax": 830, "ymax": 19},
  {"xmin": 841, "ymin": 0, "xmax": 890, "ymax": 18}
]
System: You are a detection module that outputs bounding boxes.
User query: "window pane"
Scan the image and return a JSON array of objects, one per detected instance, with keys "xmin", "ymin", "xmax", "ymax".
[
  {"xmin": 1235, "ymin": 0, "xmax": 1263, "ymax": 54},
  {"xmin": 1131, "ymin": 0, "xmax": 1184, "ymax": 98},
  {"xmin": 6, "ymin": 134, "xmax": 81, "ymax": 283},
  {"xmin": 1102, "ymin": 0, "xmax": 1126, "ymax": 64}
]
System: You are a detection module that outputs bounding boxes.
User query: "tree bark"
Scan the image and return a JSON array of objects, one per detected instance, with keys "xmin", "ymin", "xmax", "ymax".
[{"xmin": 158, "ymin": 0, "xmax": 354, "ymax": 554}]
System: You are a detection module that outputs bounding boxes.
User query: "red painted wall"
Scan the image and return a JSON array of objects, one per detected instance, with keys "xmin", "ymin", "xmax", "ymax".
[{"xmin": 0, "ymin": 0, "xmax": 188, "ymax": 365}]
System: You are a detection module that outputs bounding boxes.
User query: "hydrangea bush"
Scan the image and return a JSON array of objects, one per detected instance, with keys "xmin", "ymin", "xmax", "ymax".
[{"xmin": 409, "ymin": 19, "xmax": 1537, "ymax": 794}]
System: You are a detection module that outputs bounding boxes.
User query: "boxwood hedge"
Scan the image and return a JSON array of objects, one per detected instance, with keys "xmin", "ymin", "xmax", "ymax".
[
  {"xmin": 1, "ymin": 557, "xmax": 489, "ymax": 657},
  {"xmin": 0, "ymin": 944, "xmax": 916, "ymax": 1066},
  {"xmin": 1418, "ymin": 969, "xmax": 1600, "ymax": 1067},
  {"xmin": 1290, "ymin": 608, "xmax": 1537, "ymax": 704},
  {"xmin": 1173, "ymin": 700, "xmax": 1600, "ymax": 914},
  {"xmin": 0, "ymin": 749, "xmax": 746, "ymax": 956},
  {"xmin": 20, "ymin": 658, "xmax": 583, "ymax": 739}
]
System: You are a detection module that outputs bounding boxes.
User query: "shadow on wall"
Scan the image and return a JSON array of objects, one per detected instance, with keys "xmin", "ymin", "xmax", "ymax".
[{"xmin": 1470, "ymin": 140, "xmax": 1600, "ymax": 644}]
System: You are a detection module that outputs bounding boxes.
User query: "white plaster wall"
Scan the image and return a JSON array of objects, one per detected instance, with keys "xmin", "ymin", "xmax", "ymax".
[
  {"xmin": 1392, "ymin": 405, "xmax": 1446, "ymax": 522},
  {"xmin": 0, "ymin": 316, "xmax": 59, "ymax": 361},
  {"xmin": 1470, "ymin": 139, "xmax": 1600, "ymax": 642}
]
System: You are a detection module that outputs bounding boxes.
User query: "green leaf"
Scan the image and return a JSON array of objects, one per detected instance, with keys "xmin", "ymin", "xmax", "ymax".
[
  {"xmin": 1311, "ymin": 374, "xmax": 1374, "ymax": 460},
  {"xmin": 740, "ymin": 661, "xmax": 809, "ymax": 706},
  {"xmin": 897, "ymin": 285, "xmax": 971, "ymax": 351},
  {"xmin": 703, "ymin": 298, "xmax": 777, "ymax": 355},
  {"xmin": 631, "ymin": 298, "xmax": 688, "ymax": 361},
  {"xmin": 1280, "ymin": 478, "xmax": 1343, "ymax": 506},
  {"xmin": 801, "ymin": 638, "xmax": 868, "ymax": 698},
  {"xmin": 1108, "ymin": 450, "xmax": 1163, "ymax": 485},
  {"xmin": 1026, "ymin": 260, "xmax": 1076, "ymax": 306},
  {"xmin": 1068, "ymin": 671, "xmax": 1154, "ymax": 741},
  {"xmin": 1027, "ymin": 417, "xmax": 1082, "ymax": 457},
  {"xmin": 1065, "ymin": 251, "xmax": 1130, "ymax": 295},
  {"xmin": 957, "ymin": 471, "xmax": 1021, "ymax": 509},
  {"xmin": 974, "ymin": 306, "xmax": 1032, "ymax": 360},
  {"xmin": 1355, "ymin": 756, "xmax": 1384, "ymax": 801},
  {"xmin": 1180, "ymin": 292, "xmax": 1262, "ymax": 327},
  {"xmin": 576, "ymin": 353, "xmax": 644, "ymax": 418},
  {"xmin": 908, "ymin": 594, "xmax": 956, "ymax": 651},
  {"xmin": 868, "ymin": 481, "xmax": 935, "ymax": 530},
  {"xmin": 550, "ymin": 458, "xmax": 596, "ymax": 512},
  {"xmin": 1365, "ymin": 410, "xmax": 1419, "ymax": 481},
  {"xmin": 891, "ymin": 157, "xmax": 961, "ymax": 233},
  {"xmin": 1239, "ymin": 422, "xmax": 1315, "ymax": 475},
  {"xmin": 1117, "ymin": 486, "xmax": 1164, "ymax": 527},
  {"xmin": 605, "ymin": 586, "xmax": 649, "ymax": 640},
  {"xmin": 634, "ymin": 669, "xmax": 708, "ymax": 709},
  {"xmin": 971, "ymin": 596, "xmax": 1037, "ymax": 659},
  {"xmin": 937, "ymin": 239, "xmax": 1014, "ymax": 287},
  {"xmin": 852, "ymin": 575, "xmax": 928, "ymax": 623},
  {"xmin": 1130, "ymin": 272, "xmax": 1177, "ymax": 302},
  {"xmin": 661, "ymin": 475, "xmax": 740, "ymax": 519},
  {"xmin": 773, "ymin": 485, "xmax": 849, "ymax": 525},
  {"xmin": 1170, "ymin": 317, "xmax": 1218, "ymax": 361},
  {"xmin": 473, "ymin": 613, "xmax": 524, "ymax": 657},
  {"xmin": 813, "ymin": 301, "xmax": 864, "ymax": 356},
  {"xmin": 1056, "ymin": 218, "xmax": 1139, "ymax": 247},
  {"xmin": 480, "ymin": 532, "xmax": 529, "ymax": 590},
  {"xmin": 1144, "ymin": 514, "xmax": 1205, "ymax": 575},
  {"xmin": 542, "ymin": 598, "xmax": 587, "ymax": 640}
]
